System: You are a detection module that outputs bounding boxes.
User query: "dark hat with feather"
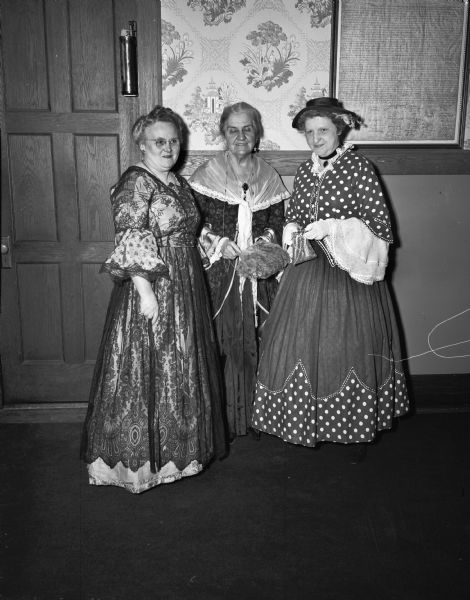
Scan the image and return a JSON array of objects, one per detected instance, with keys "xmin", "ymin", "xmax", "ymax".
[{"xmin": 292, "ymin": 97, "xmax": 362, "ymax": 130}]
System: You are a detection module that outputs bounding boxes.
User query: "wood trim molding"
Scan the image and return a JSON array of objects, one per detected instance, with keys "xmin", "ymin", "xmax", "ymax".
[
  {"xmin": 180, "ymin": 149, "xmax": 470, "ymax": 177},
  {"xmin": 0, "ymin": 374, "xmax": 468, "ymax": 422},
  {"xmin": 355, "ymin": 148, "xmax": 470, "ymax": 176},
  {"xmin": 0, "ymin": 403, "xmax": 87, "ymax": 423}
]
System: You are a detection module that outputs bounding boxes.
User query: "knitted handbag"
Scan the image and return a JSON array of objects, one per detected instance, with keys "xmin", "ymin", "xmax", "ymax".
[
  {"xmin": 291, "ymin": 230, "xmax": 317, "ymax": 265},
  {"xmin": 236, "ymin": 241, "xmax": 290, "ymax": 279}
]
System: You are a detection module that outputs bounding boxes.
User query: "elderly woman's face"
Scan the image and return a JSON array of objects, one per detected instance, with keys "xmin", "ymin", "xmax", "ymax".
[
  {"xmin": 304, "ymin": 116, "xmax": 339, "ymax": 157},
  {"xmin": 224, "ymin": 112, "xmax": 257, "ymax": 158}
]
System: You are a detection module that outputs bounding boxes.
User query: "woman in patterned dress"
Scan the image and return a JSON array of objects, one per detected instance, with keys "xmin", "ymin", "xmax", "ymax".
[
  {"xmin": 252, "ymin": 97, "xmax": 409, "ymax": 462},
  {"xmin": 81, "ymin": 106, "xmax": 226, "ymax": 493},
  {"xmin": 189, "ymin": 102, "xmax": 290, "ymax": 440}
]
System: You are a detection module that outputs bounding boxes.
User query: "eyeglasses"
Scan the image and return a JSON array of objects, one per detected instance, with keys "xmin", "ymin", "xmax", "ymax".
[{"xmin": 145, "ymin": 138, "xmax": 180, "ymax": 149}]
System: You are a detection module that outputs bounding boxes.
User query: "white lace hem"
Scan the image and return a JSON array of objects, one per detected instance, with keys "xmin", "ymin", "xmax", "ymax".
[{"xmin": 87, "ymin": 458, "xmax": 203, "ymax": 494}]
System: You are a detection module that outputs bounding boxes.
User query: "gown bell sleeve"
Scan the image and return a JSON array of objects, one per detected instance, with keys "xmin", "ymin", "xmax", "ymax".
[
  {"xmin": 321, "ymin": 157, "xmax": 392, "ymax": 283},
  {"xmin": 101, "ymin": 175, "xmax": 169, "ymax": 282},
  {"xmin": 321, "ymin": 217, "xmax": 389, "ymax": 285}
]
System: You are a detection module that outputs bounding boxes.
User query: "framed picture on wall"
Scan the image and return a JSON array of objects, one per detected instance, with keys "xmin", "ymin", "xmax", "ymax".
[
  {"xmin": 160, "ymin": 0, "xmax": 470, "ymax": 174},
  {"xmin": 332, "ymin": 0, "xmax": 470, "ymax": 146}
]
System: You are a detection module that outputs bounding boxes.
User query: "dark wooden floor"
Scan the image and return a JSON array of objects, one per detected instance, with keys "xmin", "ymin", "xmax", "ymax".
[{"xmin": 0, "ymin": 412, "xmax": 469, "ymax": 600}]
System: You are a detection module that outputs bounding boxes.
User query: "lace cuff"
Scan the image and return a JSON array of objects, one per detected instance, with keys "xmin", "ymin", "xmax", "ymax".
[
  {"xmin": 323, "ymin": 217, "xmax": 389, "ymax": 285},
  {"xmin": 102, "ymin": 229, "xmax": 169, "ymax": 281},
  {"xmin": 198, "ymin": 225, "xmax": 228, "ymax": 268},
  {"xmin": 255, "ymin": 227, "xmax": 277, "ymax": 244}
]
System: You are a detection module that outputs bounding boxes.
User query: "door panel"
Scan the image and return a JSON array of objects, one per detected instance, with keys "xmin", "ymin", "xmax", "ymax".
[
  {"xmin": 0, "ymin": 0, "xmax": 162, "ymax": 405},
  {"xmin": 18, "ymin": 264, "xmax": 63, "ymax": 360},
  {"xmin": 69, "ymin": 0, "xmax": 117, "ymax": 112},
  {"xmin": 76, "ymin": 135, "xmax": 118, "ymax": 242},
  {"xmin": 3, "ymin": 0, "xmax": 49, "ymax": 110},
  {"xmin": 10, "ymin": 135, "xmax": 57, "ymax": 240}
]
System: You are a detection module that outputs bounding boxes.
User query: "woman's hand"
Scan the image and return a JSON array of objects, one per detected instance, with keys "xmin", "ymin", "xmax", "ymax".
[
  {"xmin": 221, "ymin": 239, "xmax": 241, "ymax": 260},
  {"xmin": 282, "ymin": 222, "xmax": 300, "ymax": 258},
  {"xmin": 139, "ymin": 292, "xmax": 159, "ymax": 325},
  {"xmin": 282, "ymin": 222, "xmax": 301, "ymax": 248},
  {"xmin": 304, "ymin": 219, "xmax": 332, "ymax": 240},
  {"xmin": 132, "ymin": 275, "xmax": 159, "ymax": 326}
]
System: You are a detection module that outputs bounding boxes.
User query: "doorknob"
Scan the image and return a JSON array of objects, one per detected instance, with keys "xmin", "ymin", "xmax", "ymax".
[{"xmin": 1, "ymin": 236, "xmax": 12, "ymax": 268}]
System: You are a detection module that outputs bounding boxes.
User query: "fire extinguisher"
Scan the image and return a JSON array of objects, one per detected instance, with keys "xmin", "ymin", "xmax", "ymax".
[{"xmin": 120, "ymin": 21, "xmax": 138, "ymax": 96}]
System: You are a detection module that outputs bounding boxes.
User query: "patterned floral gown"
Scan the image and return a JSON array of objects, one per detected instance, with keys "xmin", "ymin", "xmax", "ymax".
[
  {"xmin": 81, "ymin": 167, "xmax": 226, "ymax": 493},
  {"xmin": 252, "ymin": 146, "xmax": 409, "ymax": 447}
]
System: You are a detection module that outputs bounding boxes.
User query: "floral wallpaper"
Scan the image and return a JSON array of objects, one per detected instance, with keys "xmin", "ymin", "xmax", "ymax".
[{"xmin": 161, "ymin": 0, "xmax": 332, "ymax": 151}]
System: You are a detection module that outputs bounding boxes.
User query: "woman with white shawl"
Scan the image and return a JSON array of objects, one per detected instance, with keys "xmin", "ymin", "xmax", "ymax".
[{"xmin": 190, "ymin": 102, "xmax": 290, "ymax": 441}]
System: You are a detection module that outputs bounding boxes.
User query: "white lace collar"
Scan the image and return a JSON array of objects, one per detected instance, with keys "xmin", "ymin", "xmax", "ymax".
[{"xmin": 310, "ymin": 142, "xmax": 353, "ymax": 176}]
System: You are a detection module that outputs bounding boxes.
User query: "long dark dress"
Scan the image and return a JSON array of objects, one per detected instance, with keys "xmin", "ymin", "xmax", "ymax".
[
  {"xmin": 190, "ymin": 153, "xmax": 289, "ymax": 437},
  {"xmin": 252, "ymin": 145, "xmax": 409, "ymax": 447},
  {"xmin": 197, "ymin": 199, "xmax": 284, "ymax": 436},
  {"xmin": 81, "ymin": 167, "xmax": 226, "ymax": 493}
]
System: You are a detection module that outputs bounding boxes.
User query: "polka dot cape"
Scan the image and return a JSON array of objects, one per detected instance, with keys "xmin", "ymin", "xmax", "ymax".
[{"xmin": 285, "ymin": 145, "xmax": 393, "ymax": 242}]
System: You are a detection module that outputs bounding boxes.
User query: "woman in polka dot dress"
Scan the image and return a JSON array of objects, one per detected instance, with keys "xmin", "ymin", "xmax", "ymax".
[{"xmin": 252, "ymin": 97, "xmax": 409, "ymax": 460}]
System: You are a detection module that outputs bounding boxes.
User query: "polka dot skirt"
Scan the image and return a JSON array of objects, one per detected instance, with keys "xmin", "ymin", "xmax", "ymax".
[{"xmin": 252, "ymin": 361, "xmax": 409, "ymax": 447}]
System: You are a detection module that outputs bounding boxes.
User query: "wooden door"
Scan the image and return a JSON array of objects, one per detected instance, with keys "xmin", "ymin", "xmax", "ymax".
[{"xmin": 0, "ymin": 0, "xmax": 162, "ymax": 405}]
